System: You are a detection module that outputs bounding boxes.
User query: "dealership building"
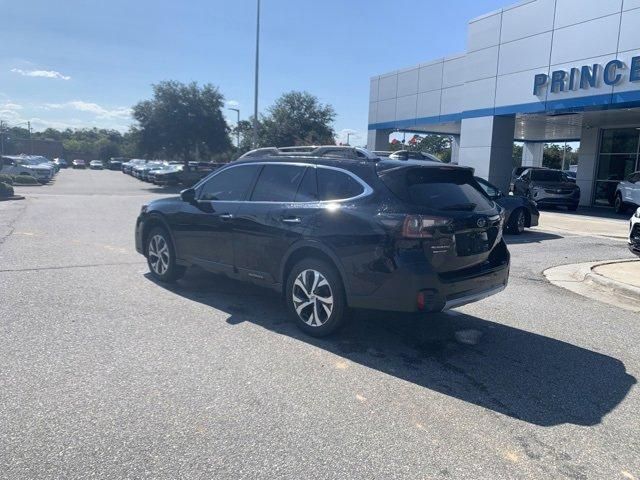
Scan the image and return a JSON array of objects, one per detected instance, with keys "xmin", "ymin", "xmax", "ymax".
[{"xmin": 367, "ymin": 0, "xmax": 640, "ymax": 206}]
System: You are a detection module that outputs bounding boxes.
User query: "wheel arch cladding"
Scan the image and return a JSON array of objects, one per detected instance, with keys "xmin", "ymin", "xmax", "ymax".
[
  {"xmin": 281, "ymin": 244, "xmax": 349, "ymax": 297},
  {"xmin": 142, "ymin": 214, "xmax": 174, "ymax": 256}
]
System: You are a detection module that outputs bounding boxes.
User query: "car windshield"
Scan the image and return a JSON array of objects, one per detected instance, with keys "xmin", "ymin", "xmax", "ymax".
[{"xmin": 531, "ymin": 170, "xmax": 565, "ymax": 182}]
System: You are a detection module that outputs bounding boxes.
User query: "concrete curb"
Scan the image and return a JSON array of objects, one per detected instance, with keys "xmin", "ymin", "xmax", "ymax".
[
  {"xmin": 586, "ymin": 259, "xmax": 640, "ymax": 301},
  {"xmin": 544, "ymin": 259, "xmax": 640, "ymax": 313}
]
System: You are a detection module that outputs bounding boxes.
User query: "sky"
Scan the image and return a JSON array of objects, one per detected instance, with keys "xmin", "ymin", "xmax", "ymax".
[{"xmin": 0, "ymin": 0, "xmax": 508, "ymax": 145}]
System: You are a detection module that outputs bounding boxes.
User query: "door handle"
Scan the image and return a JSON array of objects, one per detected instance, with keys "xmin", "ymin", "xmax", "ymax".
[
  {"xmin": 281, "ymin": 216, "xmax": 301, "ymax": 224},
  {"xmin": 219, "ymin": 213, "xmax": 234, "ymax": 220}
]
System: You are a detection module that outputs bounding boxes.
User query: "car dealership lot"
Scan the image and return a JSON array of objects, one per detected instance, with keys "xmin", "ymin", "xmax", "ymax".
[{"xmin": 1, "ymin": 169, "xmax": 639, "ymax": 479}]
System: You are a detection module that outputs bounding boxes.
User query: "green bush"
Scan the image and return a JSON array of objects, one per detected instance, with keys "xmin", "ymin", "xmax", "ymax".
[
  {"xmin": 12, "ymin": 175, "xmax": 39, "ymax": 185},
  {"xmin": 0, "ymin": 174, "xmax": 13, "ymax": 185},
  {"xmin": 0, "ymin": 181, "xmax": 14, "ymax": 198}
]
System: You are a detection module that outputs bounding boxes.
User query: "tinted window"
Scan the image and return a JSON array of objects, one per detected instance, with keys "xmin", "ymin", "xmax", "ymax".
[
  {"xmin": 251, "ymin": 164, "xmax": 305, "ymax": 202},
  {"xmin": 199, "ymin": 165, "xmax": 258, "ymax": 201},
  {"xmin": 379, "ymin": 167, "xmax": 493, "ymax": 211},
  {"xmin": 475, "ymin": 177, "xmax": 500, "ymax": 197},
  {"xmin": 317, "ymin": 168, "xmax": 364, "ymax": 201},
  {"xmin": 294, "ymin": 167, "xmax": 318, "ymax": 202}
]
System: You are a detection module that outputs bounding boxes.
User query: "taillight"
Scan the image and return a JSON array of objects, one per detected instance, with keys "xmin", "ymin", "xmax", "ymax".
[{"xmin": 402, "ymin": 215, "xmax": 452, "ymax": 238}]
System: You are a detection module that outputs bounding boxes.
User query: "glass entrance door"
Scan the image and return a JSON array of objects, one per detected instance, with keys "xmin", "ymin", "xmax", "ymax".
[{"xmin": 594, "ymin": 128, "xmax": 640, "ymax": 206}]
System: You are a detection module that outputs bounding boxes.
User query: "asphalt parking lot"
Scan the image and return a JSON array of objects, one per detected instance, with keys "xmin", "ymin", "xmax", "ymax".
[{"xmin": 1, "ymin": 169, "xmax": 639, "ymax": 479}]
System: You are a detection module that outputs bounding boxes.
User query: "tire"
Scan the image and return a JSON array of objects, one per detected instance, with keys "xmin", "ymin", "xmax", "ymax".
[
  {"xmin": 285, "ymin": 258, "xmax": 347, "ymax": 337},
  {"xmin": 614, "ymin": 193, "xmax": 626, "ymax": 214},
  {"xmin": 145, "ymin": 227, "xmax": 185, "ymax": 283},
  {"xmin": 507, "ymin": 208, "xmax": 526, "ymax": 235}
]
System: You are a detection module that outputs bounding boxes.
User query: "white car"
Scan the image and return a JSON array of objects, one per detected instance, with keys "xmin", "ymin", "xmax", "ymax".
[
  {"xmin": 615, "ymin": 171, "xmax": 640, "ymax": 213},
  {"xmin": 1, "ymin": 155, "xmax": 51, "ymax": 182},
  {"xmin": 89, "ymin": 160, "xmax": 104, "ymax": 170},
  {"xmin": 16, "ymin": 157, "xmax": 55, "ymax": 182},
  {"xmin": 630, "ymin": 207, "xmax": 640, "ymax": 257}
]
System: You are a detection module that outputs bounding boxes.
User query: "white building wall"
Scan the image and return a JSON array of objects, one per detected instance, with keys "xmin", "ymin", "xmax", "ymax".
[{"xmin": 368, "ymin": 0, "xmax": 640, "ymax": 130}]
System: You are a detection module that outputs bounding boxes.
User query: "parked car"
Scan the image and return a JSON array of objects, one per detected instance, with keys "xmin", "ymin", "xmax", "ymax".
[
  {"xmin": 72, "ymin": 159, "xmax": 87, "ymax": 169},
  {"xmin": 136, "ymin": 156, "xmax": 510, "ymax": 336},
  {"xmin": 147, "ymin": 163, "xmax": 182, "ymax": 183},
  {"xmin": 475, "ymin": 177, "xmax": 539, "ymax": 234},
  {"xmin": 563, "ymin": 170, "xmax": 577, "ymax": 182},
  {"xmin": 15, "ymin": 156, "xmax": 55, "ymax": 182},
  {"xmin": 0, "ymin": 156, "xmax": 43, "ymax": 181},
  {"xmin": 107, "ymin": 157, "xmax": 127, "ymax": 170},
  {"xmin": 513, "ymin": 168, "xmax": 580, "ymax": 210},
  {"xmin": 510, "ymin": 166, "xmax": 547, "ymax": 193},
  {"xmin": 629, "ymin": 207, "xmax": 640, "ymax": 256},
  {"xmin": 388, "ymin": 150, "xmax": 442, "ymax": 162},
  {"xmin": 122, "ymin": 159, "xmax": 147, "ymax": 174},
  {"xmin": 614, "ymin": 171, "xmax": 640, "ymax": 214},
  {"xmin": 54, "ymin": 158, "xmax": 68, "ymax": 169},
  {"xmin": 89, "ymin": 160, "xmax": 104, "ymax": 170},
  {"xmin": 135, "ymin": 161, "xmax": 164, "ymax": 180},
  {"xmin": 152, "ymin": 164, "xmax": 184, "ymax": 185}
]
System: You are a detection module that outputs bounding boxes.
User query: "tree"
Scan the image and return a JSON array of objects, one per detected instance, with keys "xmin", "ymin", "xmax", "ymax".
[
  {"xmin": 258, "ymin": 91, "xmax": 336, "ymax": 148},
  {"xmin": 132, "ymin": 81, "xmax": 231, "ymax": 163}
]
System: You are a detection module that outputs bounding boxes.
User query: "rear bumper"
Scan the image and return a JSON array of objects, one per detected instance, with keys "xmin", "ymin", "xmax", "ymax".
[{"xmin": 347, "ymin": 241, "xmax": 510, "ymax": 313}]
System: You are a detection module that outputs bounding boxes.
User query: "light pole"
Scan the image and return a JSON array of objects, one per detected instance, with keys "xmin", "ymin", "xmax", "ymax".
[
  {"xmin": 346, "ymin": 132, "xmax": 353, "ymax": 146},
  {"xmin": 228, "ymin": 108, "xmax": 240, "ymax": 148},
  {"xmin": 0, "ymin": 121, "xmax": 4, "ymax": 156},
  {"xmin": 252, "ymin": 0, "xmax": 261, "ymax": 147}
]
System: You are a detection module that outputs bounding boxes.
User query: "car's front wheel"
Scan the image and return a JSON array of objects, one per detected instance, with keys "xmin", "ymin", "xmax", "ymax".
[
  {"xmin": 146, "ymin": 227, "xmax": 185, "ymax": 283},
  {"xmin": 286, "ymin": 258, "xmax": 347, "ymax": 337}
]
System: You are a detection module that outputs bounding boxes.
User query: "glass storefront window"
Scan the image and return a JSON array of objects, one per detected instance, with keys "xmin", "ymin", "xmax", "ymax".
[
  {"xmin": 596, "ymin": 154, "xmax": 637, "ymax": 181},
  {"xmin": 595, "ymin": 128, "xmax": 640, "ymax": 206},
  {"xmin": 600, "ymin": 128, "xmax": 640, "ymax": 154}
]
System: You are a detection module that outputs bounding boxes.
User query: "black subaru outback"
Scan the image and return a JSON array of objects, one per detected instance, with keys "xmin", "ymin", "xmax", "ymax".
[{"xmin": 136, "ymin": 156, "xmax": 510, "ymax": 336}]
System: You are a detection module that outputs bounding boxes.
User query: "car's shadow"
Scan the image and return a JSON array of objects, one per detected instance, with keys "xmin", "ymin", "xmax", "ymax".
[
  {"xmin": 504, "ymin": 230, "xmax": 564, "ymax": 244},
  {"xmin": 145, "ymin": 267, "xmax": 636, "ymax": 427}
]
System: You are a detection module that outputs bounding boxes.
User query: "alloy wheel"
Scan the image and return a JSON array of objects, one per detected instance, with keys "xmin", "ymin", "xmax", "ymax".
[
  {"xmin": 148, "ymin": 234, "xmax": 170, "ymax": 276},
  {"xmin": 292, "ymin": 269, "xmax": 334, "ymax": 327}
]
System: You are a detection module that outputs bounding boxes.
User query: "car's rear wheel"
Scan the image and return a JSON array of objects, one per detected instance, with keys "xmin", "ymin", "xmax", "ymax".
[
  {"xmin": 614, "ymin": 193, "xmax": 626, "ymax": 214},
  {"xmin": 286, "ymin": 258, "xmax": 347, "ymax": 337},
  {"xmin": 507, "ymin": 208, "xmax": 526, "ymax": 235},
  {"xmin": 146, "ymin": 227, "xmax": 185, "ymax": 283}
]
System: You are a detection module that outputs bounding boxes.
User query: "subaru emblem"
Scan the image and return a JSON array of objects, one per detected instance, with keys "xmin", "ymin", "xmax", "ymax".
[{"xmin": 476, "ymin": 217, "xmax": 487, "ymax": 228}]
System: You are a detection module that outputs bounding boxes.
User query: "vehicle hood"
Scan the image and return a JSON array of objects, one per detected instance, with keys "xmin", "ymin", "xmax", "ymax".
[
  {"xmin": 531, "ymin": 181, "xmax": 578, "ymax": 189},
  {"xmin": 147, "ymin": 196, "xmax": 183, "ymax": 212}
]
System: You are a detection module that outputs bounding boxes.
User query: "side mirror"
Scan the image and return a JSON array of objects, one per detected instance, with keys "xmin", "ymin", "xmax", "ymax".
[
  {"xmin": 180, "ymin": 188, "xmax": 196, "ymax": 203},
  {"xmin": 494, "ymin": 190, "xmax": 504, "ymax": 199}
]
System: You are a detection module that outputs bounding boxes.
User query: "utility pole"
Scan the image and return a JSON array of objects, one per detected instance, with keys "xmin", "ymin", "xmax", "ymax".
[
  {"xmin": 346, "ymin": 132, "xmax": 353, "ymax": 146},
  {"xmin": 252, "ymin": 0, "xmax": 261, "ymax": 148},
  {"xmin": 0, "ymin": 121, "xmax": 4, "ymax": 156},
  {"xmin": 28, "ymin": 121, "xmax": 32, "ymax": 155},
  {"xmin": 228, "ymin": 108, "xmax": 240, "ymax": 148}
]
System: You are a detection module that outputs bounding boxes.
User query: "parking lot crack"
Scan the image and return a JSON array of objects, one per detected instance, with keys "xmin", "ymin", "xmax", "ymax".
[{"xmin": 0, "ymin": 261, "xmax": 145, "ymax": 273}]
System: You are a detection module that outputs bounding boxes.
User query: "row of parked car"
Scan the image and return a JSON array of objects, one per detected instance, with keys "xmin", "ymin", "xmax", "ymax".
[
  {"xmin": 121, "ymin": 159, "xmax": 225, "ymax": 187},
  {"xmin": 0, "ymin": 154, "xmax": 60, "ymax": 183}
]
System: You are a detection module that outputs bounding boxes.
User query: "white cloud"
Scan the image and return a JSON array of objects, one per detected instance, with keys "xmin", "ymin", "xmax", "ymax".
[
  {"xmin": 226, "ymin": 100, "xmax": 240, "ymax": 108},
  {"xmin": 11, "ymin": 68, "xmax": 71, "ymax": 80},
  {"xmin": 1, "ymin": 102, "xmax": 23, "ymax": 111},
  {"xmin": 44, "ymin": 101, "xmax": 131, "ymax": 120}
]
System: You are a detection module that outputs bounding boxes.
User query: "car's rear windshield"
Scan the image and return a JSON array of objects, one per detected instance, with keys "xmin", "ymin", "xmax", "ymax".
[
  {"xmin": 378, "ymin": 166, "xmax": 494, "ymax": 211},
  {"xmin": 531, "ymin": 170, "xmax": 565, "ymax": 182}
]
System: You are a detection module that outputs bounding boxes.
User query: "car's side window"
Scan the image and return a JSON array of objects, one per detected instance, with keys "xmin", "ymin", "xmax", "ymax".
[
  {"xmin": 250, "ymin": 164, "xmax": 305, "ymax": 202},
  {"xmin": 317, "ymin": 168, "xmax": 364, "ymax": 201},
  {"xmin": 199, "ymin": 165, "xmax": 259, "ymax": 201},
  {"xmin": 294, "ymin": 167, "xmax": 318, "ymax": 202},
  {"xmin": 476, "ymin": 178, "xmax": 498, "ymax": 197}
]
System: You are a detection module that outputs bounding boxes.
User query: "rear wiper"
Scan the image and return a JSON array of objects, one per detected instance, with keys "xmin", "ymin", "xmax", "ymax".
[{"xmin": 441, "ymin": 203, "xmax": 477, "ymax": 211}]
